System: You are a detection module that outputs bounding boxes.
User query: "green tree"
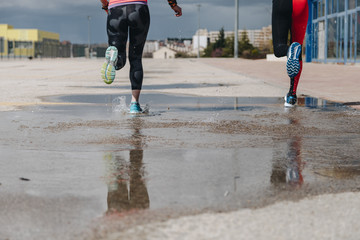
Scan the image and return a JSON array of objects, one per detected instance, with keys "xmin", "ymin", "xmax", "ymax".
[
  {"xmin": 202, "ymin": 27, "xmax": 266, "ymax": 59},
  {"xmin": 203, "ymin": 42, "xmax": 214, "ymax": 57},
  {"xmin": 238, "ymin": 30, "xmax": 254, "ymax": 55},
  {"xmin": 213, "ymin": 27, "xmax": 226, "ymax": 49},
  {"xmin": 221, "ymin": 36, "xmax": 234, "ymax": 57},
  {"xmin": 203, "ymin": 27, "xmax": 226, "ymax": 57}
]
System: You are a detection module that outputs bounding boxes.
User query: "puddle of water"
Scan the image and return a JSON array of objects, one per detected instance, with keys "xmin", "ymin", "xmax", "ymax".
[
  {"xmin": 1, "ymin": 93, "xmax": 359, "ymax": 238},
  {"xmin": 43, "ymin": 93, "xmax": 349, "ymax": 114},
  {"xmin": 76, "ymin": 83, "xmax": 231, "ymax": 90}
]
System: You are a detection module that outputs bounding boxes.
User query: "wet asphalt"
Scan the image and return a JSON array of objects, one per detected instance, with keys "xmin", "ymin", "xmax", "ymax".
[{"xmin": 1, "ymin": 92, "xmax": 360, "ymax": 239}]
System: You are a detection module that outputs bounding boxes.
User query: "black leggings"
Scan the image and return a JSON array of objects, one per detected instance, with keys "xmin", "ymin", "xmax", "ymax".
[
  {"xmin": 272, "ymin": 0, "xmax": 293, "ymax": 58},
  {"xmin": 107, "ymin": 4, "xmax": 150, "ymax": 90}
]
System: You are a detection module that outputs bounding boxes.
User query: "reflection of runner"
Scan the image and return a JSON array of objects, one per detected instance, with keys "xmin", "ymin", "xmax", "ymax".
[
  {"xmin": 104, "ymin": 118, "xmax": 149, "ymax": 213},
  {"xmin": 100, "ymin": 0, "xmax": 182, "ymax": 113},
  {"xmin": 285, "ymin": 136, "xmax": 303, "ymax": 185},
  {"xmin": 271, "ymin": 116, "xmax": 304, "ymax": 186},
  {"xmin": 105, "ymin": 150, "xmax": 150, "ymax": 213},
  {"xmin": 272, "ymin": 0, "xmax": 309, "ymax": 107}
]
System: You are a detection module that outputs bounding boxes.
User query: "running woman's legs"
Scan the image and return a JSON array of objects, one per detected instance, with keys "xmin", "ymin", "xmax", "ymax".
[
  {"xmin": 289, "ymin": 0, "xmax": 308, "ymax": 95},
  {"xmin": 272, "ymin": 0, "xmax": 308, "ymax": 106},
  {"xmin": 106, "ymin": 4, "xmax": 150, "ymax": 112},
  {"xmin": 127, "ymin": 4, "xmax": 150, "ymax": 103}
]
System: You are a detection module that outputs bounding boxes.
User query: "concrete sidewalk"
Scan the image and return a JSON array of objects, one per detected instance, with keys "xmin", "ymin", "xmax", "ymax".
[
  {"xmin": 0, "ymin": 58, "xmax": 358, "ymax": 110},
  {"xmin": 201, "ymin": 58, "xmax": 360, "ymax": 109}
]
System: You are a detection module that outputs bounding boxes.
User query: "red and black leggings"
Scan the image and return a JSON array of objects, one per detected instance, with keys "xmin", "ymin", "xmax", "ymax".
[{"xmin": 272, "ymin": 0, "xmax": 309, "ymax": 94}]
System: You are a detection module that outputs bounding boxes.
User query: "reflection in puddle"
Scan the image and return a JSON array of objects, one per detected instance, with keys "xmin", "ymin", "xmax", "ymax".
[
  {"xmin": 315, "ymin": 166, "xmax": 360, "ymax": 179},
  {"xmin": 297, "ymin": 97, "xmax": 344, "ymax": 109},
  {"xmin": 271, "ymin": 115, "xmax": 304, "ymax": 188},
  {"xmin": 104, "ymin": 118, "xmax": 149, "ymax": 214}
]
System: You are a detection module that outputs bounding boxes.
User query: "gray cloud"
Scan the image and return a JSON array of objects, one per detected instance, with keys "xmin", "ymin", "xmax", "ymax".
[
  {"xmin": 0, "ymin": 0, "xmax": 271, "ymax": 43},
  {"xmin": 180, "ymin": 0, "xmax": 269, "ymax": 7}
]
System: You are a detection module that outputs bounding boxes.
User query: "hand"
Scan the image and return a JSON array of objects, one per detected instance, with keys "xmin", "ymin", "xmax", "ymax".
[
  {"xmin": 172, "ymin": 5, "xmax": 182, "ymax": 17},
  {"xmin": 100, "ymin": 0, "xmax": 108, "ymax": 13},
  {"xmin": 100, "ymin": 0, "xmax": 108, "ymax": 6}
]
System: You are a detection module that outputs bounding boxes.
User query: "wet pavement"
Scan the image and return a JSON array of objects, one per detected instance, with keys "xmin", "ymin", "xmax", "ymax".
[
  {"xmin": 0, "ymin": 58, "xmax": 360, "ymax": 239},
  {"xmin": 1, "ymin": 93, "xmax": 360, "ymax": 239}
]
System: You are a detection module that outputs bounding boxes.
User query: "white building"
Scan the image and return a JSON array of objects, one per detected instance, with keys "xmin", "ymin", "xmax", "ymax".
[
  {"xmin": 153, "ymin": 47, "xmax": 176, "ymax": 59},
  {"xmin": 143, "ymin": 40, "xmax": 160, "ymax": 54},
  {"xmin": 192, "ymin": 29, "xmax": 208, "ymax": 51},
  {"xmin": 167, "ymin": 42, "xmax": 192, "ymax": 53}
]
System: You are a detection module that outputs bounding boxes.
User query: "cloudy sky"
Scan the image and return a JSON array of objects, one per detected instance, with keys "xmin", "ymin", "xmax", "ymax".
[{"xmin": 0, "ymin": 0, "xmax": 271, "ymax": 44}]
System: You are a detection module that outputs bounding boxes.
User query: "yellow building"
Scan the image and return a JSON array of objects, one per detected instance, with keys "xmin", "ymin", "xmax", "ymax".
[{"xmin": 0, "ymin": 24, "xmax": 60, "ymax": 58}]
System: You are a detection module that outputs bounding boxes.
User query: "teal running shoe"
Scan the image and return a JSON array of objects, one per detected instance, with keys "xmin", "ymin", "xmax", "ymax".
[
  {"xmin": 284, "ymin": 92, "xmax": 297, "ymax": 107},
  {"xmin": 129, "ymin": 101, "xmax": 143, "ymax": 114},
  {"xmin": 101, "ymin": 46, "xmax": 118, "ymax": 84},
  {"xmin": 286, "ymin": 42, "xmax": 301, "ymax": 78}
]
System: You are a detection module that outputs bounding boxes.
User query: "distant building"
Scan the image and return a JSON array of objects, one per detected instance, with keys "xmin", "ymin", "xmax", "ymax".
[
  {"xmin": 91, "ymin": 43, "xmax": 108, "ymax": 58},
  {"xmin": 153, "ymin": 47, "xmax": 176, "ymax": 59},
  {"xmin": 143, "ymin": 40, "xmax": 160, "ymax": 54},
  {"xmin": 192, "ymin": 29, "xmax": 209, "ymax": 51},
  {"xmin": 0, "ymin": 24, "xmax": 60, "ymax": 58},
  {"xmin": 208, "ymin": 25, "xmax": 272, "ymax": 49},
  {"xmin": 59, "ymin": 41, "xmax": 72, "ymax": 58},
  {"xmin": 309, "ymin": 0, "xmax": 360, "ymax": 64},
  {"xmin": 166, "ymin": 38, "xmax": 192, "ymax": 53}
]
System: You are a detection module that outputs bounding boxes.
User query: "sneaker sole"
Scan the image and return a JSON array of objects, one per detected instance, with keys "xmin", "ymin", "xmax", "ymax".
[
  {"xmin": 286, "ymin": 43, "xmax": 301, "ymax": 78},
  {"xmin": 129, "ymin": 110, "xmax": 143, "ymax": 114},
  {"xmin": 129, "ymin": 108, "xmax": 144, "ymax": 114},
  {"xmin": 106, "ymin": 46, "xmax": 118, "ymax": 63},
  {"xmin": 101, "ymin": 47, "xmax": 118, "ymax": 84}
]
